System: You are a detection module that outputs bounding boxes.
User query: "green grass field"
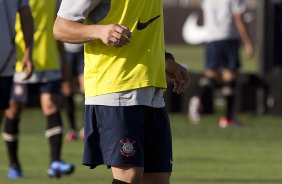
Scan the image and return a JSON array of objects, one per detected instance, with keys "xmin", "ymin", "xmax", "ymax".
[
  {"xmin": 1, "ymin": 106, "xmax": 282, "ymax": 184},
  {"xmin": 0, "ymin": 45, "xmax": 280, "ymax": 184}
]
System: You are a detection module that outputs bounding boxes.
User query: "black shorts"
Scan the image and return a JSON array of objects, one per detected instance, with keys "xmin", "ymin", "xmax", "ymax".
[
  {"xmin": 83, "ymin": 105, "xmax": 173, "ymax": 172},
  {"xmin": 205, "ymin": 39, "xmax": 240, "ymax": 71},
  {"xmin": 0, "ymin": 76, "xmax": 13, "ymax": 109},
  {"xmin": 11, "ymin": 80, "xmax": 61, "ymax": 104}
]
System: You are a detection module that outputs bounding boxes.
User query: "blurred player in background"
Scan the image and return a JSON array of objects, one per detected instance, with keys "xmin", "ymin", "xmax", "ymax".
[
  {"xmin": 189, "ymin": 0, "xmax": 254, "ymax": 127},
  {"xmin": 0, "ymin": 0, "xmax": 33, "ymax": 127},
  {"xmin": 2, "ymin": 0, "xmax": 74, "ymax": 179},
  {"xmin": 62, "ymin": 43, "xmax": 85, "ymax": 141}
]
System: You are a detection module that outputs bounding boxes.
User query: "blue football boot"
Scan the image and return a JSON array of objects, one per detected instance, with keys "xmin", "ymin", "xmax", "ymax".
[
  {"xmin": 8, "ymin": 167, "xmax": 23, "ymax": 179},
  {"xmin": 47, "ymin": 161, "xmax": 75, "ymax": 178}
]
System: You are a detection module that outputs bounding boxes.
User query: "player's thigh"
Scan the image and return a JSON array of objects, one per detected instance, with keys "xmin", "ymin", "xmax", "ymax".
[{"xmin": 143, "ymin": 172, "xmax": 171, "ymax": 184}]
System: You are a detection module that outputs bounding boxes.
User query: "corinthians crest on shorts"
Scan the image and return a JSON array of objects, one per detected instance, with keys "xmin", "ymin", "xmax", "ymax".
[{"xmin": 120, "ymin": 138, "xmax": 136, "ymax": 157}]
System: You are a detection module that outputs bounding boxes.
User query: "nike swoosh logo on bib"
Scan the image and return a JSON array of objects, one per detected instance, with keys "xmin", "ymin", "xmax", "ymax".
[{"xmin": 136, "ymin": 15, "xmax": 161, "ymax": 30}]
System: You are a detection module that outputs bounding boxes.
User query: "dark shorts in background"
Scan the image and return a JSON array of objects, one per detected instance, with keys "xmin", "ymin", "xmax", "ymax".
[
  {"xmin": 11, "ymin": 80, "xmax": 62, "ymax": 104},
  {"xmin": 205, "ymin": 39, "xmax": 240, "ymax": 71},
  {"xmin": 83, "ymin": 105, "xmax": 173, "ymax": 172},
  {"xmin": 66, "ymin": 50, "xmax": 84, "ymax": 78},
  {"xmin": 0, "ymin": 76, "xmax": 13, "ymax": 109}
]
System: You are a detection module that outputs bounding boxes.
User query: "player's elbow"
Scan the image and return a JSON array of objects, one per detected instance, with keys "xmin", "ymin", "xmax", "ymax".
[
  {"xmin": 53, "ymin": 17, "xmax": 72, "ymax": 42},
  {"xmin": 53, "ymin": 19, "xmax": 64, "ymax": 41}
]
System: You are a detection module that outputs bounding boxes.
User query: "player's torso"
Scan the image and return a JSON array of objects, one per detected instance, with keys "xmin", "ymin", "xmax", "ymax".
[
  {"xmin": 84, "ymin": 0, "xmax": 166, "ymax": 97},
  {"xmin": 202, "ymin": 0, "xmax": 239, "ymax": 41}
]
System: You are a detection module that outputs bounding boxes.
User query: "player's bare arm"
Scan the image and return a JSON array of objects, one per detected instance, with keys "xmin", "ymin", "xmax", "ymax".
[
  {"xmin": 53, "ymin": 16, "xmax": 131, "ymax": 47},
  {"xmin": 233, "ymin": 13, "xmax": 254, "ymax": 59},
  {"xmin": 19, "ymin": 6, "xmax": 34, "ymax": 80},
  {"xmin": 165, "ymin": 57, "xmax": 191, "ymax": 94}
]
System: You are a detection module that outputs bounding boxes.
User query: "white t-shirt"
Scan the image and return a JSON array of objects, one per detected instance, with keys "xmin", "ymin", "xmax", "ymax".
[
  {"xmin": 202, "ymin": 0, "xmax": 246, "ymax": 42},
  {"xmin": 57, "ymin": 0, "xmax": 102, "ymax": 23},
  {"xmin": 0, "ymin": 0, "xmax": 29, "ymax": 76}
]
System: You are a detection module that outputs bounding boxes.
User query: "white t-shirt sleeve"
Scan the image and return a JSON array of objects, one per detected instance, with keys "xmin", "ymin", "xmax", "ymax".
[
  {"xmin": 57, "ymin": 0, "xmax": 100, "ymax": 22},
  {"xmin": 231, "ymin": 0, "xmax": 246, "ymax": 14}
]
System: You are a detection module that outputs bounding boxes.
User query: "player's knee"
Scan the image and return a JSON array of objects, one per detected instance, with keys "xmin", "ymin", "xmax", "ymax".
[
  {"xmin": 5, "ymin": 110, "xmax": 20, "ymax": 120},
  {"xmin": 41, "ymin": 94, "xmax": 59, "ymax": 114},
  {"xmin": 5, "ymin": 101, "xmax": 22, "ymax": 120}
]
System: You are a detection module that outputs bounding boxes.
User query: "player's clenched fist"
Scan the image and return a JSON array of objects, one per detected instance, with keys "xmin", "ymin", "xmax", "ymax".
[{"xmin": 98, "ymin": 24, "xmax": 131, "ymax": 47}]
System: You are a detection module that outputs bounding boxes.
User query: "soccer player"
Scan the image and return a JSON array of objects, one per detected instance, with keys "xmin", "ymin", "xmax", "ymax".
[
  {"xmin": 0, "ymin": 0, "xmax": 33, "ymax": 127},
  {"xmin": 2, "ymin": 0, "xmax": 74, "ymax": 179},
  {"xmin": 189, "ymin": 0, "xmax": 254, "ymax": 127},
  {"xmin": 62, "ymin": 43, "xmax": 84, "ymax": 141},
  {"xmin": 53, "ymin": 0, "xmax": 190, "ymax": 183}
]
